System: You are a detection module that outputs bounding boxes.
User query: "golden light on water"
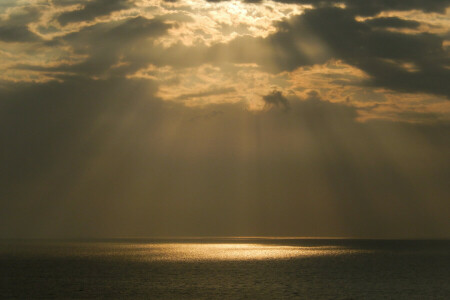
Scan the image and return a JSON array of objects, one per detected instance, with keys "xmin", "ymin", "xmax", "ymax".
[
  {"xmin": 7, "ymin": 241, "xmax": 369, "ymax": 262},
  {"xmin": 119, "ymin": 243, "xmax": 362, "ymax": 261}
]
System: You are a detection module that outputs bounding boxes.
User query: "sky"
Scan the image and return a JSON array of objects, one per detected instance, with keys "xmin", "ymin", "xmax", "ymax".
[{"xmin": 0, "ymin": 0, "xmax": 449, "ymax": 238}]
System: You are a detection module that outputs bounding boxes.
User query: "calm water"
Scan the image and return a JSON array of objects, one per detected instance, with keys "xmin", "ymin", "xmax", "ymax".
[{"xmin": 1, "ymin": 238, "xmax": 449, "ymax": 299}]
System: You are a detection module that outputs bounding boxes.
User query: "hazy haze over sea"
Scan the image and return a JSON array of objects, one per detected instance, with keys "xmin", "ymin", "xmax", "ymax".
[{"xmin": 1, "ymin": 238, "xmax": 449, "ymax": 299}]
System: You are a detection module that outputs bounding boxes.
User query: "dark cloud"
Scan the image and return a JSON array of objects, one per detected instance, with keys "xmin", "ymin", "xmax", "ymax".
[
  {"xmin": 0, "ymin": 25, "xmax": 41, "ymax": 43},
  {"xmin": 0, "ymin": 6, "xmax": 42, "ymax": 42},
  {"xmin": 57, "ymin": 0, "xmax": 134, "ymax": 26},
  {"xmin": 345, "ymin": 0, "xmax": 450, "ymax": 16},
  {"xmin": 364, "ymin": 17, "xmax": 421, "ymax": 29},
  {"xmin": 262, "ymin": 90, "xmax": 290, "ymax": 110},
  {"xmin": 52, "ymin": 0, "xmax": 89, "ymax": 6},
  {"xmin": 175, "ymin": 87, "xmax": 236, "ymax": 100},
  {"xmin": 270, "ymin": 0, "xmax": 450, "ymax": 16},
  {"xmin": 266, "ymin": 7, "xmax": 450, "ymax": 97},
  {"xmin": 211, "ymin": 0, "xmax": 450, "ymax": 15},
  {"xmin": 17, "ymin": 16, "xmax": 172, "ymax": 78},
  {"xmin": 1, "ymin": 6, "xmax": 41, "ymax": 25}
]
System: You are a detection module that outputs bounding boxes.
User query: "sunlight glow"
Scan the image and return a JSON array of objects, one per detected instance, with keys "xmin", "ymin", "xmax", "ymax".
[{"xmin": 119, "ymin": 243, "xmax": 362, "ymax": 261}]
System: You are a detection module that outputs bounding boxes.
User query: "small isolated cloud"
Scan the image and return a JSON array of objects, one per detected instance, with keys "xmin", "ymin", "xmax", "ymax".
[{"xmin": 262, "ymin": 90, "xmax": 290, "ymax": 110}]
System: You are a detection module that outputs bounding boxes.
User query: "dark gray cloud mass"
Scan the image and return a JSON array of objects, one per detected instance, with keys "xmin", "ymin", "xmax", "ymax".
[
  {"xmin": 364, "ymin": 17, "xmax": 421, "ymax": 29},
  {"xmin": 267, "ymin": 7, "xmax": 450, "ymax": 97},
  {"xmin": 253, "ymin": 0, "xmax": 450, "ymax": 16}
]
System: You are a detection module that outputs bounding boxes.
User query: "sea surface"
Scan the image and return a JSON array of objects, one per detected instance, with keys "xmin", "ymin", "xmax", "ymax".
[{"xmin": 1, "ymin": 238, "xmax": 449, "ymax": 299}]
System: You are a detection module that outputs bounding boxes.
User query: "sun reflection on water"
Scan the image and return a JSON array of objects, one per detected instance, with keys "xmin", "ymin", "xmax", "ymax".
[{"xmin": 122, "ymin": 243, "xmax": 359, "ymax": 261}]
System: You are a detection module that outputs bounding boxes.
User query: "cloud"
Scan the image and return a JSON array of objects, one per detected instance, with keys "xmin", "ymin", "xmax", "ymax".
[
  {"xmin": 52, "ymin": 0, "xmax": 90, "ymax": 7},
  {"xmin": 0, "ymin": 6, "xmax": 42, "ymax": 42},
  {"xmin": 265, "ymin": 7, "xmax": 450, "ymax": 97},
  {"xmin": 56, "ymin": 0, "xmax": 134, "ymax": 26},
  {"xmin": 16, "ymin": 16, "xmax": 172, "ymax": 78},
  {"xmin": 270, "ymin": 0, "xmax": 450, "ymax": 16},
  {"xmin": 262, "ymin": 90, "xmax": 290, "ymax": 110},
  {"xmin": 364, "ymin": 17, "xmax": 421, "ymax": 29},
  {"xmin": 8, "ymin": 1, "xmax": 448, "ymax": 101},
  {"xmin": 0, "ymin": 25, "xmax": 41, "ymax": 43},
  {"xmin": 211, "ymin": 0, "xmax": 449, "ymax": 15},
  {"xmin": 175, "ymin": 87, "xmax": 236, "ymax": 100},
  {"xmin": 127, "ymin": 5, "xmax": 449, "ymax": 99}
]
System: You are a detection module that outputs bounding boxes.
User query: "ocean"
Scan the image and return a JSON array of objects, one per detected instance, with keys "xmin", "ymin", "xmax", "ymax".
[{"xmin": 1, "ymin": 238, "xmax": 449, "ymax": 299}]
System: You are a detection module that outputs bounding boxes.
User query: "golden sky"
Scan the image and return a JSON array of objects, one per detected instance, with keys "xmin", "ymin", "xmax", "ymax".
[{"xmin": 0, "ymin": 0, "xmax": 449, "ymax": 238}]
